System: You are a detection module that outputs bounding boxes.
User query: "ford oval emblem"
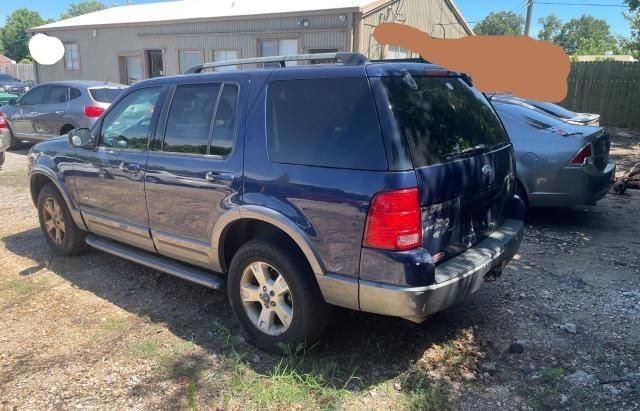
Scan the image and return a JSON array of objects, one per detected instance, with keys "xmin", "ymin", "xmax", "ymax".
[{"xmin": 482, "ymin": 165, "xmax": 494, "ymax": 177}]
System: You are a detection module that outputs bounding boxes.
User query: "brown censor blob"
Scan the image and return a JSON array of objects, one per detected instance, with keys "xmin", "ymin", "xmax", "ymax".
[{"xmin": 373, "ymin": 23, "xmax": 571, "ymax": 103}]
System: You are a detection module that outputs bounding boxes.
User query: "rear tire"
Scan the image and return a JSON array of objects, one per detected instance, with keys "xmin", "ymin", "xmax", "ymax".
[
  {"xmin": 0, "ymin": 151, "xmax": 4, "ymax": 168},
  {"xmin": 7, "ymin": 124, "xmax": 20, "ymax": 150},
  {"xmin": 227, "ymin": 237, "xmax": 332, "ymax": 353},
  {"xmin": 37, "ymin": 184, "xmax": 87, "ymax": 256}
]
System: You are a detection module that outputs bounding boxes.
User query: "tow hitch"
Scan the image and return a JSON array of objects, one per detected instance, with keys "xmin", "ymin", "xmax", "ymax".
[{"xmin": 484, "ymin": 261, "xmax": 507, "ymax": 282}]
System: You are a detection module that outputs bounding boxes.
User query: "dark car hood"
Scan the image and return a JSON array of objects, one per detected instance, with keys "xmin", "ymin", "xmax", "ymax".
[{"xmin": 31, "ymin": 136, "xmax": 69, "ymax": 154}]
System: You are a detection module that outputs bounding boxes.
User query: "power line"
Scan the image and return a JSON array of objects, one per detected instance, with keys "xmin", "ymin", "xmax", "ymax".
[{"xmin": 534, "ymin": 1, "xmax": 627, "ymax": 6}]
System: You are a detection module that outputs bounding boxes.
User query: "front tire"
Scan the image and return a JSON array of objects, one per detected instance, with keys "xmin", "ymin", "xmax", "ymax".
[
  {"xmin": 227, "ymin": 237, "xmax": 332, "ymax": 353},
  {"xmin": 37, "ymin": 184, "xmax": 87, "ymax": 256}
]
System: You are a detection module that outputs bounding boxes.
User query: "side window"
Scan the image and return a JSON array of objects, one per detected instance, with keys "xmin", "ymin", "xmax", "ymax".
[
  {"xmin": 44, "ymin": 86, "xmax": 69, "ymax": 104},
  {"xmin": 266, "ymin": 78, "xmax": 387, "ymax": 170},
  {"xmin": 163, "ymin": 83, "xmax": 221, "ymax": 155},
  {"xmin": 21, "ymin": 86, "xmax": 48, "ymax": 105},
  {"xmin": 100, "ymin": 87, "xmax": 162, "ymax": 150},
  {"xmin": 70, "ymin": 87, "xmax": 82, "ymax": 101},
  {"xmin": 210, "ymin": 84, "xmax": 238, "ymax": 156}
]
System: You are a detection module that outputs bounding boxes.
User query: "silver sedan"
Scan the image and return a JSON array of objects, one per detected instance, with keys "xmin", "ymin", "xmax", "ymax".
[
  {"xmin": 0, "ymin": 80, "xmax": 126, "ymax": 148},
  {"xmin": 493, "ymin": 100, "xmax": 616, "ymax": 208}
]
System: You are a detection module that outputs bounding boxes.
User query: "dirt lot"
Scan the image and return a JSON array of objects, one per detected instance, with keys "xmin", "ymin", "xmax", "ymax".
[{"xmin": 1, "ymin": 129, "xmax": 639, "ymax": 410}]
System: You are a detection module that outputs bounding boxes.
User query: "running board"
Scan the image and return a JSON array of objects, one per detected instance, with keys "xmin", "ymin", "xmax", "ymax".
[{"xmin": 85, "ymin": 234, "xmax": 224, "ymax": 290}]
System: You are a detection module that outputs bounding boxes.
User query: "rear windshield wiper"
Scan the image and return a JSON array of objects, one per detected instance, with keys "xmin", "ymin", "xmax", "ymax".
[{"xmin": 445, "ymin": 144, "xmax": 487, "ymax": 160}]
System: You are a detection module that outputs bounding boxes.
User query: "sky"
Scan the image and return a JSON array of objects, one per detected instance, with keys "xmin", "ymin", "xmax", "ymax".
[
  {"xmin": 458, "ymin": 0, "xmax": 631, "ymax": 37},
  {"xmin": 0, "ymin": 0, "xmax": 633, "ymax": 38}
]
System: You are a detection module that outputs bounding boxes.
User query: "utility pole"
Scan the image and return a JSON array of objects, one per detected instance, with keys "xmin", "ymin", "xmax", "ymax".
[{"xmin": 524, "ymin": 0, "xmax": 534, "ymax": 37}]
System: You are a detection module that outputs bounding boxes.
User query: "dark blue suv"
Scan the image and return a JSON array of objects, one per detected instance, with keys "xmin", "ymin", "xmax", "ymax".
[{"xmin": 28, "ymin": 53, "xmax": 524, "ymax": 352}]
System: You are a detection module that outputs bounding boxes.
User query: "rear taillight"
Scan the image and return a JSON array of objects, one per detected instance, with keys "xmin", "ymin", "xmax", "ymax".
[
  {"xmin": 364, "ymin": 187, "xmax": 422, "ymax": 251},
  {"xmin": 0, "ymin": 113, "xmax": 6, "ymax": 129},
  {"xmin": 84, "ymin": 105, "xmax": 105, "ymax": 118},
  {"xmin": 571, "ymin": 144, "xmax": 592, "ymax": 165}
]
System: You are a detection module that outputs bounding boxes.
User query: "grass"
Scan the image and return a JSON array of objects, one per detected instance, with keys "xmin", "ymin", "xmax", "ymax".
[
  {"xmin": 186, "ymin": 380, "xmax": 197, "ymax": 411},
  {"xmin": 405, "ymin": 383, "xmax": 448, "ymax": 411},
  {"xmin": 224, "ymin": 358, "xmax": 349, "ymax": 410},
  {"xmin": 132, "ymin": 338, "xmax": 162, "ymax": 359},
  {"xmin": 541, "ymin": 367, "xmax": 565, "ymax": 383}
]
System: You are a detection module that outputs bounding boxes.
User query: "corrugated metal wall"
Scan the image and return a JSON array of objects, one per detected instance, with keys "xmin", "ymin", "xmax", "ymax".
[
  {"xmin": 36, "ymin": 13, "xmax": 352, "ymax": 83},
  {"xmin": 35, "ymin": 1, "xmax": 470, "ymax": 83},
  {"xmin": 360, "ymin": 0, "xmax": 469, "ymax": 60}
]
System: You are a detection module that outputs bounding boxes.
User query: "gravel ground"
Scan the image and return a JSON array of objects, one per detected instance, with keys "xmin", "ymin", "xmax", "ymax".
[{"xmin": 0, "ymin": 129, "xmax": 639, "ymax": 410}]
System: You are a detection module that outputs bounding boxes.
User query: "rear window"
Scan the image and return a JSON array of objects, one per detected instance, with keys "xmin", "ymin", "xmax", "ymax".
[
  {"xmin": 382, "ymin": 75, "xmax": 509, "ymax": 167},
  {"xmin": 267, "ymin": 78, "xmax": 387, "ymax": 170},
  {"xmin": 90, "ymin": 88, "xmax": 125, "ymax": 103}
]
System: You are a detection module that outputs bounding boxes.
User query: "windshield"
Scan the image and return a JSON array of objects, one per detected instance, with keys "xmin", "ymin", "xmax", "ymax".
[
  {"xmin": 382, "ymin": 75, "xmax": 509, "ymax": 167},
  {"xmin": 90, "ymin": 88, "xmax": 125, "ymax": 103},
  {"xmin": 0, "ymin": 74, "xmax": 16, "ymax": 82}
]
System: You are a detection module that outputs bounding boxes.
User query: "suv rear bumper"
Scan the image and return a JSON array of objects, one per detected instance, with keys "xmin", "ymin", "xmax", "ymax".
[{"xmin": 358, "ymin": 218, "xmax": 524, "ymax": 322}]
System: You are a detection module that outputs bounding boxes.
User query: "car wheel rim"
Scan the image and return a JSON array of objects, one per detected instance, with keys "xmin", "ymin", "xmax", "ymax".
[
  {"xmin": 43, "ymin": 197, "xmax": 65, "ymax": 245},
  {"xmin": 240, "ymin": 261, "xmax": 293, "ymax": 336}
]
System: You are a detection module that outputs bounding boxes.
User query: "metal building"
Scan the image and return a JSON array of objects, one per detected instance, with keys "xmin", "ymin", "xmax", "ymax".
[{"xmin": 31, "ymin": 0, "xmax": 472, "ymax": 84}]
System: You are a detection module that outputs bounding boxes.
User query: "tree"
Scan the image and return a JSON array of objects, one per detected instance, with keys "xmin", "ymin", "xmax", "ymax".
[
  {"xmin": 623, "ymin": 12, "xmax": 640, "ymax": 58},
  {"xmin": 555, "ymin": 15, "xmax": 617, "ymax": 55},
  {"xmin": 474, "ymin": 11, "xmax": 524, "ymax": 36},
  {"xmin": 1, "ymin": 9, "xmax": 46, "ymax": 62},
  {"xmin": 538, "ymin": 15, "xmax": 563, "ymax": 42},
  {"xmin": 625, "ymin": 0, "xmax": 639, "ymax": 11},
  {"xmin": 60, "ymin": 1, "xmax": 107, "ymax": 20}
]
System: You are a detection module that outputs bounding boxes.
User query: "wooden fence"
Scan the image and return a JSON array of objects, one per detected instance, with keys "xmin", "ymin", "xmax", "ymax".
[
  {"xmin": 0, "ymin": 63, "xmax": 35, "ymax": 82},
  {"xmin": 562, "ymin": 61, "xmax": 640, "ymax": 130}
]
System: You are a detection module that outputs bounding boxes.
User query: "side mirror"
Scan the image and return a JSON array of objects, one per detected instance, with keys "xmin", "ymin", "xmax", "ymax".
[
  {"xmin": 68, "ymin": 128, "xmax": 94, "ymax": 148},
  {"xmin": 8, "ymin": 98, "xmax": 17, "ymax": 106},
  {"xmin": 113, "ymin": 136, "xmax": 129, "ymax": 149}
]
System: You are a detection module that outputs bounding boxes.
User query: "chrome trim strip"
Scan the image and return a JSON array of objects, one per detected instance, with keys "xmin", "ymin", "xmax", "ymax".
[{"xmin": 316, "ymin": 273, "xmax": 359, "ymax": 311}]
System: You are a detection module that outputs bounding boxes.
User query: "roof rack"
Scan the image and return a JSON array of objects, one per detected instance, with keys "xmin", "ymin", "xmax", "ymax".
[{"xmin": 183, "ymin": 52, "xmax": 369, "ymax": 74}]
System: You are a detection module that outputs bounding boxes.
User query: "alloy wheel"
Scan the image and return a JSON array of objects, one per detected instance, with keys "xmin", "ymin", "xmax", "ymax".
[
  {"xmin": 239, "ymin": 261, "xmax": 293, "ymax": 336},
  {"xmin": 43, "ymin": 197, "xmax": 66, "ymax": 245}
]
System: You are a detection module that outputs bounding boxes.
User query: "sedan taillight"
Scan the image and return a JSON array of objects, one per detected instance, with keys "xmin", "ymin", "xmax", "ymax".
[
  {"xmin": 571, "ymin": 144, "xmax": 593, "ymax": 165},
  {"xmin": 0, "ymin": 112, "xmax": 7, "ymax": 129},
  {"xmin": 84, "ymin": 105, "xmax": 105, "ymax": 118}
]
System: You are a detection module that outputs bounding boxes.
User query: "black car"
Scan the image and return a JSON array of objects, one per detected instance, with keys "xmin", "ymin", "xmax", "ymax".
[{"xmin": 0, "ymin": 74, "xmax": 27, "ymax": 95}]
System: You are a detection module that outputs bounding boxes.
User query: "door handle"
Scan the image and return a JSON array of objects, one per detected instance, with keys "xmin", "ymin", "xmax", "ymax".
[
  {"xmin": 119, "ymin": 162, "xmax": 141, "ymax": 174},
  {"xmin": 205, "ymin": 171, "xmax": 234, "ymax": 185},
  {"xmin": 55, "ymin": 111, "xmax": 65, "ymax": 115}
]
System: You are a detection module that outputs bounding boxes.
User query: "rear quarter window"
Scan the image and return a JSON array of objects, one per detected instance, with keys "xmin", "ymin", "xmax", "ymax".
[
  {"xmin": 90, "ymin": 88, "xmax": 125, "ymax": 103},
  {"xmin": 266, "ymin": 77, "xmax": 387, "ymax": 170}
]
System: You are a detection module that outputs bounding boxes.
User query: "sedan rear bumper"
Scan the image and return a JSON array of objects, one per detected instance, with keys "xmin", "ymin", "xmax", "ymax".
[
  {"xmin": 357, "ymin": 218, "xmax": 524, "ymax": 322},
  {"xmin": 0, "ymin": 128, "xmax": 10, "ymax": 152},
  {"xmin": 524, "ymin": 160, "xmax": 616, "ymax": 207}
]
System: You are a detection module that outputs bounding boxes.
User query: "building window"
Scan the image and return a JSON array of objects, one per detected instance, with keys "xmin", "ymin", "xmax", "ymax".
[
  {"xmin": 64, "ymin": 42, "xmax": 80, "ymax": 71},
  {"xmin": 387, "ymin": 45, "xmax": 411, "ymax": 59},
  {"xmin": 259, "ymin": 39, "xmax": 298, "ymax": 67},
  {"xmin": 212, "ymin": 50, "xmax": 239, "ymax": 71},
  {"xmin": 178, "ymin": 50, "xmax": 203, "ymax": 73}
]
